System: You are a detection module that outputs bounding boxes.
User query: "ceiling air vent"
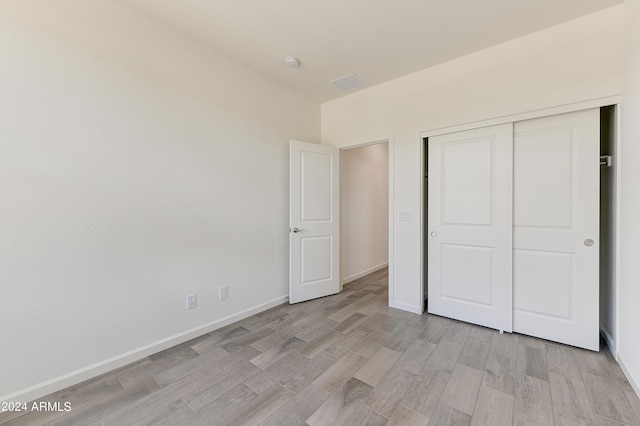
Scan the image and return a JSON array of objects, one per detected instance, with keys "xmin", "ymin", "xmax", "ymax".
[{"xmin": 330, "ymin": 73, "xmax": 367, "ymax": 92}]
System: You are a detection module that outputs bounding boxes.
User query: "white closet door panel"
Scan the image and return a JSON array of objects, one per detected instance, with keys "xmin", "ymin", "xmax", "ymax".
[
  {"xmin": 428, "ymin": 123, "xmax": 513, "ymax": 332},
  {"xmin": 513, "ymin": 108, "xmax": 599, "ymax": 351}
]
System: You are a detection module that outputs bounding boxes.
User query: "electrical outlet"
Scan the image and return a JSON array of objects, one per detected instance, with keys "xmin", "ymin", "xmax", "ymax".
[
  {"xmin": 219, "ymin": 286, "xmax": 228, "ymax": 300},
  {"xmin": 186, "ymin": 294, "xmax": 197, "ymax": 309}
]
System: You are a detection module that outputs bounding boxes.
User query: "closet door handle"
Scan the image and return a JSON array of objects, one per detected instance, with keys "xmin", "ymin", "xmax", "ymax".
[
  {"xmin": 430, "ymin": 231, "xmax": 438, "ymax": 237},
  {"xmin": 584, "ymin": 239, "xmax": 594, "ymax": 247}
]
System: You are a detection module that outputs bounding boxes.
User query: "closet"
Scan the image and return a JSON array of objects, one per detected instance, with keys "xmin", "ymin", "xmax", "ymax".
[{"xmin": 427, "ymin": 108, "xmax": 600, "ymax": 351}]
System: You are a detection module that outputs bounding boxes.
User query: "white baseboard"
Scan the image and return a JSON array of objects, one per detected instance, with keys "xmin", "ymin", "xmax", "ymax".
[
  {"xmin": 341, "ymin": 262, "xmax": 388, "ymax": 285},
  {"xmin": 617, "ymin": 354, "xmax": 640, "ymax": 401},
  {"xmin": 389, "ymin": 300, "xmax": 424, "ymax": 315},
  {"xmin": 1, "ymin": 295, "xmax": 288, "ymax": 405},
  {"xmin": 599, "ymin": 328, "xmax": 640, "ymax": 401}
]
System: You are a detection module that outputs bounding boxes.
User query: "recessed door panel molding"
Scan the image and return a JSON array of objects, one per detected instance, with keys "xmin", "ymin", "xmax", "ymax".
[
  {"xmin": 513, "ymin": 108, "xmax": 599, "ymax": 350},
  {"xmin": 301, "ymin": 236, "xmax": 332, "ymax": 284},
  {"xmin": 513, "ymin": 249, "xmax": 573, "ymax": 320},
  {"xmin": 514, "ymin": 127, "xmax": 574, "ymax": 228},
  {"xmin": 441, "ymin": 244, "xmax": 493, "ymax": 306},
  {"xmin": 301, "ymin": 151, "xmax": 333, "ymax": 222},
  {"xmin": 442, "ymin": 137, "xmax": 493, "ymax": 226},
  {"xmin": 290, "ymin": 140, "xmax": 340, "ymax": 304},
  {"xmin": 428, "ymin": 123, "xmax": 513, "ymax": 332}
]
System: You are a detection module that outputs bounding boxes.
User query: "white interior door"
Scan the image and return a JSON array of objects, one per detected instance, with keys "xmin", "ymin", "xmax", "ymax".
[
  {"xmin": 513, "ymin": 108, "xmax": 600, "ymax": 350},
  {"xmin": 289, "ymin": 140, "xmax": 340, "ymax": 304},
  {"xmin": 428, "ymin": 124, "xmax": 513, "ymax": 332}
]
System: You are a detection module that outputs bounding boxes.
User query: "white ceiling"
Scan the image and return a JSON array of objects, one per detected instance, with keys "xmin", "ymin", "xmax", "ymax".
[{"xmin": 121, "ymin": 0, "xmax": 622, "ymax": 102}]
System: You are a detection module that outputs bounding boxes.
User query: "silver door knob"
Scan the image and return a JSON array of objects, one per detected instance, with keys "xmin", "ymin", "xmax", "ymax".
[
  {"xmin": 431, "ymin": 231, "xmax": 437, "ymax": 237},
  {"xmin": 291, "ymin": 227, "xmax": 304, "ymax": 233},
  {"xmin": 584, "ymin": 239, "xmax": 594, "ymax": 247}
]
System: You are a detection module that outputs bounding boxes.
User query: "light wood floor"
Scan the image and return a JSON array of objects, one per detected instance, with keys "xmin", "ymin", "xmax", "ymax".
[{"xmin": 2, "ymin": 268, "xmax": 640, "ymax": 426}]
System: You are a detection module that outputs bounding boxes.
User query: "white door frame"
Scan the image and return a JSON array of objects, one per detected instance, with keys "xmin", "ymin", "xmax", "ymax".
[
  {"xmin": 339, "ymin": 140, "xmax": 391, "ymax": 288},
  {"xmin": 420, "ymin": 95, "xmax": 621, "ymax": 350},
  {"xmin": 337, "ymin": 138, "xmax": 395, "ymax": 308}
]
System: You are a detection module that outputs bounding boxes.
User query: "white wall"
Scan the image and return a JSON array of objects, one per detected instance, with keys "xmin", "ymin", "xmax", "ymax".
[
  {"xmin": 0, "ymin": 1, "xmax": 319, "ymax": 402},
  {"xmin": 321, "ymin": 6, "xmax": 624, "ymax": 314},
  {"xmin": 340, "ymin": 143, "xmax": 389, "ymax": 283},
  {"xmin": 618, "ymin": 0, "xmax": 640, "ymax": 397}
]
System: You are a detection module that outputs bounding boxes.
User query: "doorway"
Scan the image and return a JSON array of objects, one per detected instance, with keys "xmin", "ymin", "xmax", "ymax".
[{"xmin": 340, "ymin": 142, "xmax": 390, "ymax": 287}]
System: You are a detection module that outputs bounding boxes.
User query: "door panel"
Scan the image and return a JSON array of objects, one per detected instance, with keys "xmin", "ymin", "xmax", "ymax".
[
  {"xmin": 514, "ymin": 129, "xmax": 574, "ymax": 228},
  {"xmin": 443, "ymin": 138, "xmax": 493, "ymax": 225},
  {"xmin": 513, "ymin": 108, "xmax": 599, "ymax": 350},
  {"xmin": 301, "ymin": 151, "xmax": 332, "ymax": 221},
  {"xmin": 514, "ymin": 250, "xmax": 573, "ymax": 318},
  {"xmin": 428, "ymin": 123, "xmax": 513, "ymax": 332},
  {"xmin": 301, "ymin": 236, "xmax": 332, "ymax": 283},
  {"xmin": 442, "ymin": 244, "xmax": 493, "ymax": 305},
  {"xmin": 290, "ymin": 140, "xmax": 340, "ymax": 304}
]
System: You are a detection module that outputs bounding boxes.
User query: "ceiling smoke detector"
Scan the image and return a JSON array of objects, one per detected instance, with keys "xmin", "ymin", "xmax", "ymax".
[
  {"xmin": 284, "ymin": 56, "xmax": 300, "ymax": 69},
  {"xmin": 330, "ymin": 73, "xmax": 367, "ymax": 92}
]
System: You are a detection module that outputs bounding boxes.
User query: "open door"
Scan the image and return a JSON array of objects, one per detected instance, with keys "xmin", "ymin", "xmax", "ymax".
[
  {"xmin": 289, "ymin": 140, "xmax": 340, "ymax": 304},
  {"xmin": 428, "ymin": 124, "xmax": 514, "ymax": 332}
]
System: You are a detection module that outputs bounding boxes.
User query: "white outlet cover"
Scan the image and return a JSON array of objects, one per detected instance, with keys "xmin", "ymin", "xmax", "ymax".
[
  {"xmin": 187, "ymin": 294, "xmax": 197, "ymax": 309},
  {"xmin": 219, "ymin": 286, "xmax": 228, "ymax": 300}
]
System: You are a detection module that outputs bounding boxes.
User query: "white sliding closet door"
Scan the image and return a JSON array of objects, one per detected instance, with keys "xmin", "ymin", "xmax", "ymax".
[
  {"xmin": 428, "ymin": 124, "xmax": 513, "ymax": 332},
  {"xmin": 513, "ymin": 109, "xmax": 600, "ymax": 350}
]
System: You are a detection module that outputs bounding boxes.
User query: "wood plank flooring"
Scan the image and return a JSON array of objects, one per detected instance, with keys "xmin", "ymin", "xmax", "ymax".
[{"xmin": 2, "ymin": 268, "xmax": 639, "ymax": 426}]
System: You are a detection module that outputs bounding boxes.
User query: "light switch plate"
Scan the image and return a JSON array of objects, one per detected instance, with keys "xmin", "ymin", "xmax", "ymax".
[{"xmin": 398, "ymin": 210, "xmax": 412, "ymax": 221}]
